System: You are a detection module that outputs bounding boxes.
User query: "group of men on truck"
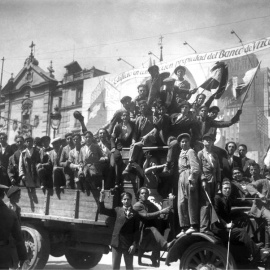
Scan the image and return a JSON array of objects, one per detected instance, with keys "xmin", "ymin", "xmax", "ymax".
[{"xmin": 1, "ymin": 63, "xmax": 270, "ymax": 268}]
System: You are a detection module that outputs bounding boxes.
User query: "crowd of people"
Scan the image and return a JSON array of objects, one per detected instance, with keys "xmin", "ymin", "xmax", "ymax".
[{"xmin": 1, "ymin": 63, "xmax": 270, "ymax": 269}]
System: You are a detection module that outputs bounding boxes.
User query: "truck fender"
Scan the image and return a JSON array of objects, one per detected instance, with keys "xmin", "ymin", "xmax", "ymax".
[{"xmin": 166, "ymin": 232, "xmax": 221, "ymax": 266}]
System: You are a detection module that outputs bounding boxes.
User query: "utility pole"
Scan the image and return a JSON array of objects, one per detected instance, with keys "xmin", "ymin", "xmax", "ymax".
[
  {"xmin": 0, "ymin": 57, "xmax": 5, "ymax": 102},
  {"xmin": 159, "ymin": 35, "xmax": 164, "ymax": 62}
]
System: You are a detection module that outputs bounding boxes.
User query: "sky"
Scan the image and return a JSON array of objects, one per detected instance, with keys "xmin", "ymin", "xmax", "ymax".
[{"xmin": 0, "ymin": 0, "xmax": 270, "ymax": 86}]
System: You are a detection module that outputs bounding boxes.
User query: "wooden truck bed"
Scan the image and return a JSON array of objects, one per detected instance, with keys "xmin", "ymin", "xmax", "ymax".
[{"xmin": 17, "ymin": 187, "xmax": 116, "ymax": 226}]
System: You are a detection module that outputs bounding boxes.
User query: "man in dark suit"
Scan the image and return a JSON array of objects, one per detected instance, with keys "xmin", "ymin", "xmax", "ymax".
[
  {"xmin": 8, "ymin": 136, "xmax": 25, "ymax": 186},
  {"xmin": 213, "ymin": 179, "xmax": 261, "ymax": 262},
  {"xmin": 0, "ymin": 184, "xmax": 28, "ymax": 269},
  {"xmin": 238, "ymin": 144, "xmax": 255, "ymax": 178},
  {"xmin": 221, "ymin": 141, "xmax": 242, "ymax": 180},
  {"xmin": 0, "ymin": 133, "xmax": 14, "ymax": 186},
  {"xmin": 99, "ymin": 191, "xmax": 140, "ymax": 270},
  {"xmin": 145, "ymin": 65, "xmax": 164, "ymax": 106}
]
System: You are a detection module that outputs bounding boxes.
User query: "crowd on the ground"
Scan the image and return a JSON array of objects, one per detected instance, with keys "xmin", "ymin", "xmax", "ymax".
[{"xmin": 1, "ymin": 63, "xmax": 270, "ymax": 269}]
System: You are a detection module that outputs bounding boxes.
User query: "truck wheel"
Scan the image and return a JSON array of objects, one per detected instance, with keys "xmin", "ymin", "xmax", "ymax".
[
  {"xmin": 180, "ymin": 242, "xmax": 236, "ymax": 270},
  {"xmin": 21, "ymin": 225, "xmax": 50, "ymax": 270},
  {"xmin": 65, "ymin": 249, "xmax": 103, "ymax": 269}
]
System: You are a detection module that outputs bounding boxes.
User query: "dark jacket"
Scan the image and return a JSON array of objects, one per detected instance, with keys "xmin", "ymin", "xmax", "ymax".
[
  {"xmin": 60, "ymin": 144, "xmax": 74, "ymax": 175},
  {"xmin": 0, "ymin": 200, "xmax": 27, "ymax": 268},
  {"xmin": 7, "ymin": 149, "xmax": 23, "ymax": 184},
  {"xmin": 0, "ymin": 144, "xmax": 13, "ymax": 170},
  {"xmin": 221, "ymin": 155, "xmax": 242, "ymax": 180},
  {"xmin": 111, "ymin": 121, "xmax": 135, "ymax": 150},
  {"xmin": 212, "ymin": 193, "xmax": 232, "ymax": 231},
  {"xmin": 99, "ymin": 202, "xmax": 139, "ymax": 248}
]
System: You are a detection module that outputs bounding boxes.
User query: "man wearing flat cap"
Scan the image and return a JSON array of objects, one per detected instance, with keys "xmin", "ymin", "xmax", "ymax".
[
  {"xmin": 177, "ymin": 133, "xmax": 201, "ymax": 237},
  {"xmin": 43, "ymin": 137, "xmax": 66, "ymax": 189},
  {"xmin": 60, "ymin": 133, "xmax": 75, "ymax": 189},
  {"xmin": 174, "ymin": 65, "xmax": 197, "ymax": 100},
  {"xmin": 197, "ymin": 133, "xmax": 221, "ymax": 234},
  {"xmin": 0, "ymin": 184, "xmax": 28, "ymax": 269}
]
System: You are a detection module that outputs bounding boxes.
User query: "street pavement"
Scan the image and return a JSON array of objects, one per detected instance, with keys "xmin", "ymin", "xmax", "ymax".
[{"xmin": 45, "ymin": 252, "xmax": 180, "ymax": 270}]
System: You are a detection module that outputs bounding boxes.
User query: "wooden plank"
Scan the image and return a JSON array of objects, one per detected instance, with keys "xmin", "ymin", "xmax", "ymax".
[{"xmin": 21, "ymin": 213, "xmax": 107, "ymax": 225}]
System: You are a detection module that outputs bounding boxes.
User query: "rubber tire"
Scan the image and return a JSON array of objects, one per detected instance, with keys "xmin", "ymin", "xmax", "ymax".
[
  {"xmin": 50, "ymin": 242, "xmax": 66, "ymax": 257},
  {"xmin": 65, "ymin": 249, "xmax": 103, "ymax": 269},
  {"xmin": 21, "ymin": 224, "xmax": 50, "ymax": 270},
  {"xmin": 179, "ymin": 241, "xmax": 236, "ymax": 270}
]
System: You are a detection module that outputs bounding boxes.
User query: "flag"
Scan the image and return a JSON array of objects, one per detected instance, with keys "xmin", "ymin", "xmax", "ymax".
[
  {"xmin": 199, "ymin": 61, "xmax": 228, "ymax": 99},
  {"xmin": 235, "ymin": 64, "xmax": 260, "ymax": 98}
]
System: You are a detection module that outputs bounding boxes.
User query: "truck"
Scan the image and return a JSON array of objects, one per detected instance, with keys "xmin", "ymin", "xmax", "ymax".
[{"xmin": 10, "ymin": 148, "xmax": 270, "ymax": 269}]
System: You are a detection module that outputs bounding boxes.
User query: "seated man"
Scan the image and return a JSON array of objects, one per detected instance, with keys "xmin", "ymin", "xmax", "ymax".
[
  {"xmin": 37, "ymin": 136, "xmax": 53, "ymax": 189},
  {"xmin": 69, "ymin": 133, "xmax": 83, "ymax": 190},
  {"xmin": 79, "ymin": 131, "xmax": 104, "ymax": 189},
  {"xmin": 133, "ymin": 187, "xmax": 174, "ymax": 267},
  {"xmin": 212, "ymin": 179, "xmax": 263, "ymax": 262},
  {"xmin": 246, "ymin": 175, "xmax": 270, "ymax": 245},
  {"xmin": 238, "ymin": 144, "xmax": 255, "ymax": 178},
  {"xmin": 111, "ymin": 111, "xmax": 134, "ymax": 187},
  {"xmin": 249, "ymin": 163, "xmax": 264, "ymax": 182},
  {"xmin": 8, "ymin": 136, "xmax": 25, "ymax": 186},
  {"xmin": 97, "ymin": 128, "xmax": 114, "ymax": 189},
  {"xmin": 59, "ymin": 133, "xmax": 75, "ymax": 189},
  {"xmin": 230, "ymin": 167, "xmax": 252, "ymax": 207},
  {"xmin": 44, "ymin": 137, "xmax": 66, "ymax": 189}
]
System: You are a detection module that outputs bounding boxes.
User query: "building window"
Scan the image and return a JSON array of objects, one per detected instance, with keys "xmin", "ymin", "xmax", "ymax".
[{"xmin": 77, "ymin": 86, "xmax": 83, "ymax": 104}]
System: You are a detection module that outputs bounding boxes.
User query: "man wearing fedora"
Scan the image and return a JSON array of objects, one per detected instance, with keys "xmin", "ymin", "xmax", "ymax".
[{"xmin": 0, "ymin": 184, "xmax": 28, "ymax": 269}]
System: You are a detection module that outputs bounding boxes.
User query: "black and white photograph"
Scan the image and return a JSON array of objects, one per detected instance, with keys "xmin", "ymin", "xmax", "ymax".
[{"xmin": 1, "ymin": 0, "xmax": 270, "ymax": 269}]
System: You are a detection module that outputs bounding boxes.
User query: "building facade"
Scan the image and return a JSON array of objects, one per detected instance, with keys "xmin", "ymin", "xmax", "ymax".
[{"xmin": 0, "ymin": 48, "xmax": 108, "ymax": 144}]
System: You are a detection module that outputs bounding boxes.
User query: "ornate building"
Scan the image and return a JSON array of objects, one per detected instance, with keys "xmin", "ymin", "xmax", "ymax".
[{"xmin": 0, "ymin": 43, "xmax": 108, "ymax": 144}]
